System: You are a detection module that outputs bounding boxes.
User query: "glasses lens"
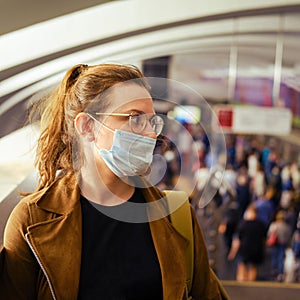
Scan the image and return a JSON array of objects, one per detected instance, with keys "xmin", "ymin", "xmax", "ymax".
[
  {"xmin": 130, "ymin": 114, "xmax": 147, "ymax": 133},
  {"xmin": 130, "ymin": 114, "xmax": 164, "ymax": 136},
  {"xmin": 150, "ymin": 115, "xmax": 164, "ymax": 136}
]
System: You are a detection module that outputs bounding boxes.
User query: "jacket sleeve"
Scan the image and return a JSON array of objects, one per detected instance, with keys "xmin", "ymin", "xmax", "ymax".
[
  {"xmin": 0, "ymin": 201, "xmax": 39, "ymax": 300},
  {"xmin": 190, "ymin": 207, "xmax": 230, "ymax": 300}
]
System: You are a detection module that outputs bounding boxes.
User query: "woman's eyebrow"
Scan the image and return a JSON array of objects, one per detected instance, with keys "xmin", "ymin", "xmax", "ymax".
[
  {"xmin": 122, "ymin": 109, "xmax": 145, "ymax": 114},
  {"xmin": 121, "ymin": 109, "xmax": 156, "ymax": 115}
]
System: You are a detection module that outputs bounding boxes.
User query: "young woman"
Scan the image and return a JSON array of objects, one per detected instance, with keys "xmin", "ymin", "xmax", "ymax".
[{"xmin": 0, "ymin": 63, "xmax": 228, "ymax": 299}]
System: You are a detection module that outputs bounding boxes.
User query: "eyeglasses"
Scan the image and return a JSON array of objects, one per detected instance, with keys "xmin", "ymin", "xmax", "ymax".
[{"xmin": 93, "ymin": 112, "xmax": 164, "ymax": 136}]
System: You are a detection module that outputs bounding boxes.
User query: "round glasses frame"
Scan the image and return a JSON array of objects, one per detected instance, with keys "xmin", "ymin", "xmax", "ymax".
[{"xmin": 94, "ymin": 112, "xmax": 164, "ymax": 136}]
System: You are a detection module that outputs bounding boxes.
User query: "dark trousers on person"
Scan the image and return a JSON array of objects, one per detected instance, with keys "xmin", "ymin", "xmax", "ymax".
[{"xmin": 271, "ymin": 244, "xmax": 286, "ymax": 279}]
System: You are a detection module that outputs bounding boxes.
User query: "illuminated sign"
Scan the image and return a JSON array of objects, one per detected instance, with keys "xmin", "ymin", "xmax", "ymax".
[{"xmin": 214, "ymin": 105, "xmax": 292, "ymax": 135}]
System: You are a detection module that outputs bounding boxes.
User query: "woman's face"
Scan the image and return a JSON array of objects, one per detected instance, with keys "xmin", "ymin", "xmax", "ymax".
[
  {"xmin": 91, "ymin": 83, "xmax": 157, "ymax": 177},
  {"xmin": 93, "ymin": 83, "xmax": 156, "ymax": 150}
]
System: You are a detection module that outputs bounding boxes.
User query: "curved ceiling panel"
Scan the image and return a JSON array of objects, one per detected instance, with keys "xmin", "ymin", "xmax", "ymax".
[
  {"xmin": 2, "ymin": 0, "xmax": 300, "ymax": 71},
  {"xmin": 1, "ymin": 0, "xmax": 300, "ymax": 136}
]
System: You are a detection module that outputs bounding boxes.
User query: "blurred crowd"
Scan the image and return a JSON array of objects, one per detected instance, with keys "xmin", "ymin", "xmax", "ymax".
[
  {"xmin": 219, "ymin": 135, "xmax": 300, "ymax": 283},
  {"xmin": 156, "ymin": 124, "xmax": 300, "ymax": 283}
]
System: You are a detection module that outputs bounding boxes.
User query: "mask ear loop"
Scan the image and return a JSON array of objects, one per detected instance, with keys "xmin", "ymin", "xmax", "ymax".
[{"xmin": 86, "ymin": 113, "xmax": 115, "ymax": 134}]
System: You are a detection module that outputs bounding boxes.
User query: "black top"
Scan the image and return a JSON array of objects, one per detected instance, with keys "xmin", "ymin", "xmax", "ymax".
[
  {"xmin": 237, "ymin": 219, "xmax": 267, "ymax": 264},
  {"xmin": 78, "ymin": 188, "xmax": 163, "ymax": 300}
]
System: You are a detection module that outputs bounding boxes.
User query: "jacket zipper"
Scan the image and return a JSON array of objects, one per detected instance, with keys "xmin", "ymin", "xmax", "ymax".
[{"xmin": 25, "ymin": 233, "xmax": 57, "ymax": 300}]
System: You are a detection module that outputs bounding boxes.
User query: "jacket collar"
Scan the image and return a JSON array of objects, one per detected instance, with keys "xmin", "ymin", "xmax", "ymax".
[
  {"xmin": 35, "ymin": 174, "xmax": 154, "ymax": 215},
  {"xmin": 35, "ymin": 172, "xmax": 80, "ymax": 215}
]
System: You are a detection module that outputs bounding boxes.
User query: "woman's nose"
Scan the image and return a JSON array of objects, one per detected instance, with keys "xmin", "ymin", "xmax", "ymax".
[{"xmin": 143, "ymin": 121, "xmax": 157, "ymax": 139}]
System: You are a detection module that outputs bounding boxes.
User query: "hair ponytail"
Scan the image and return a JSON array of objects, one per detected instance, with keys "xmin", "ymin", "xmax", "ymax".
[{"xmin": 33, "ymin": 65, "xmax": 86, "ymax": 190}]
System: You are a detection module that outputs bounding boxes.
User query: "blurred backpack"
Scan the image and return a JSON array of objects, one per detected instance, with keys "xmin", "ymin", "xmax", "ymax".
[{"xmin": 165, "ymin": 190, "xmax": 229, "ymax": 300}]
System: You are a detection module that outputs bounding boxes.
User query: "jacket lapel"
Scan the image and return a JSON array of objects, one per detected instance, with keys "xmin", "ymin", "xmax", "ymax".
[
  {"xmin": 143, "ymin": 187, "xmax": 189, "ymax": 299},
  {"xmin": 149, "ymin": 219, "xmax": 189, "ymax": 299},
  {"xmin": 26, "ymin": 174, "xmax": 82, "ymax": 300}
]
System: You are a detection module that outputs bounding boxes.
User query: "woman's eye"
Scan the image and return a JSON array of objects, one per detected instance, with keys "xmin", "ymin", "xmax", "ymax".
[{"xmin": 132, "ymin": 115, "xmax": 144, "ymax": 125}]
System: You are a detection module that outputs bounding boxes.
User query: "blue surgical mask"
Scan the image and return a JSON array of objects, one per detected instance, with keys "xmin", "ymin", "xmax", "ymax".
[{"xmin": 96, "ymin": 129, "xmax": 156, "ymax": 178}]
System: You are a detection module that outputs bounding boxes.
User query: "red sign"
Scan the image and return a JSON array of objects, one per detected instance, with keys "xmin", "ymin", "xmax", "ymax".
[{"xmin": 217, "ymin": 109, "xmax": 233, "ymax": 128}]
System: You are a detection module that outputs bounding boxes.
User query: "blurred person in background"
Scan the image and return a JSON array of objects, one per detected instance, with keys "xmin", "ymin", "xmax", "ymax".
[
  {"xmin": 266, "ymin": 164, "xmax": 282, "ymax": 208},
  {"xmin": 290, "ymin": 162, "xmax": 300, "ymax": 190},
  {"xmin": 281, "ymin": 164, "xmax": 293, "ymax": 191},
  {"xmin": 219, "ymin": 201, "xmax": 240, "ymax": 255},
  {"xmin": 227, "ymin": 206, "xmax": 266, "ymax": 281},
  {"xmin": 292, "ymin": 213, "xmax": 300, "ymax": 282},
  {"xmin": 267, "ymin": 210, "xmax": 292, "ymax": 282},
  {"xmin": 265, "ymin": 152, "xmax": 279, "ymax": 183},
  {"xmin": 247, "ymin": 149, "xmax": 259, "ymax": 180},
  {"xmin": 235, "ymin": 167, "xmax": 252, "ymax": 219},
  {"xmin": 254, "ymin": 186, "xmax": 275, "ymax": 229},
  {"xmin": 251, "ymin": 163, "xmax": 266, "ymax": 201},
  {"xmin": 226, "ymin": 137, "xmax": 236, "ymax": 167}
]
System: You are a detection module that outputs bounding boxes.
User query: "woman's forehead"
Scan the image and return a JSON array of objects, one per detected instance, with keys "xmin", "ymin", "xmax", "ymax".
[{"xmin": 107, "ymin": 83, "xmax": 153, "ymax": 111}]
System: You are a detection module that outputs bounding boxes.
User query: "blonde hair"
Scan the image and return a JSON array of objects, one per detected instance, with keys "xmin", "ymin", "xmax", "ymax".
[{"xmin": 31, "ymin": 63, "xmax": 147, "ymax": 192}]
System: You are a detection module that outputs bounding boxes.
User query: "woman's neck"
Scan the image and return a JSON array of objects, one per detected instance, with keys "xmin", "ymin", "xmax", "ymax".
[{"xmin": 79, "ymin": 164, "xmax": 135, "ymax": 206}]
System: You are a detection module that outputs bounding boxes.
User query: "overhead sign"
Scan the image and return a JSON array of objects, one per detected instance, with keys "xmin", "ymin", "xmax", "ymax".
[
  {"xmin": 217, "ymin": 108, "xmax": 233, "ymax": 129},
  {"xmin": 214, "ymin": 105, "xmax": 292, "ymax": 135}
]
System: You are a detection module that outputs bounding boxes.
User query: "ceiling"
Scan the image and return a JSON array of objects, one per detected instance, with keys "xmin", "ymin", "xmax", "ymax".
[
  {"xmin": 0, "ymin": 0, "xmax": 112, "ymax": 35},
  {"xmin": 1, "ymin": 1, "xmax": 300, "ymax": 137}
]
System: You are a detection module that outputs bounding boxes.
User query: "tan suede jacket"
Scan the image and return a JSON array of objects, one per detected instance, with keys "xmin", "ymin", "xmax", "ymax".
[{"xmin": 0, "ymin": 173, "xmax": 226, "ymax": 300}]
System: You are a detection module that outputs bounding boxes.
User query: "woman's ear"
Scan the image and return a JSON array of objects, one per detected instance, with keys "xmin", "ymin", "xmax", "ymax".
[{"xmin": 74, "ymin": 112, "xmax": 95, "ymax": 142}]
